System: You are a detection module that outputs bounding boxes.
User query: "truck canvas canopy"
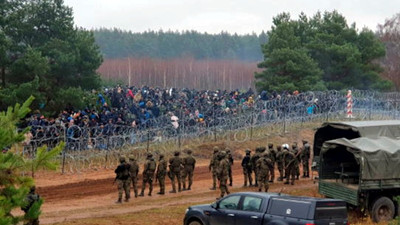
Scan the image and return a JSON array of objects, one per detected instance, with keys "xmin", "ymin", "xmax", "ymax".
[
  {"xmin": 314, "ymin": 120, "xmax": 400, "ymax": 158},
  {"xmin": 321, "ymin": 137, "xmax": 400, "ymax": 180}
]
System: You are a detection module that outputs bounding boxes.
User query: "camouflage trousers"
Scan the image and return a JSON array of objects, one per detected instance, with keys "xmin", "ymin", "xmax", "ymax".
[
  {"xmin": 270, "ymin": 162, "xmax": 275, "ymax": 182},
  {"xmin": 117, "ymin": 179, "xmax": 131, "ymax": 200},
  {"xmin": 182, "ymin": 169, "xmax": 194, "ymax": 189},
  {"xmin": 211, "ymin": 169, "xmax": 218, "ymax": 189},
  {"xmin": 219, "ymin": 176, "xmax": 230, "ymax": 198},
  {"xmin": 157, "ymin": 174, "xmax": 166, "ymax": 193},
  {"xmin": 228, "ymin": 167, "xmax": 233, "ymax": 185},
  {"xmin": 141, "ymin": 171, "xmax": 154, "ymax": 195},
  {"xmin": 24, "ymin": 218, "xmax": 39, "ymax": 225},
  {"xmin": 253, "ymin": 169, "xmax": 259, "ymax": 185},
  {"xmin": 242, "ymin": 168, "xmax": 253, "ymax": 186},
  {"xmin": 130, "ymin": 176, "xmax": 138, "ymax": 197},
  {"xmin": 285, "ymin": 166, "xmax": 296, "ymax": 185},
  {"xmin": 302, "ymin": 158, "xmax": 310, "ymax": 176},
  {"xmin": 170, "ymin": 170, "xmax": 181, "ymax": 192},
  {"xmin": 257, "ymin": 173, "xmax": 270, "ymax": 192},
  {"xmin": 277, "ymin": 162, "xmax": 284, "ymax": 180}
]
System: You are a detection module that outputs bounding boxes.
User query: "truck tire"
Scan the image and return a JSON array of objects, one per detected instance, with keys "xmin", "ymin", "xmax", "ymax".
[
  {"xmin": 188, "ymin": 220, "xmax": 203, "ymax": 225},
  {"xmin": 371, "ymin": 196, "xmax": 395, "ymax": 222}
]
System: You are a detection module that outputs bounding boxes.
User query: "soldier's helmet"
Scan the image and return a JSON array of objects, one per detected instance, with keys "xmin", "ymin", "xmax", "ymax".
[
  {"xmin": 302, "ymin": 139, "xmax": 308, "ymax": 144},
  {"xmin": 119, "ymin": 156, "xmax": 126, "ymax": 163},
  {"xmin": 268, "ymin": 143, "xmax": 273, "ymax": 148},
  {"xmin": 159, "ymin": 154, "xmax": 164, "ymax": 159},
  {"xmin": 213, "ymin": 146, "xmax": 219, "ymax": 153},
  {"xmin": 186, "ymin": 149, "xmax": 192, "ymax": 154},
  {"xmin": 129, "ymin": 155, "xmax": 135, "ymax": 160},
  {"xmin": 245, "ymin": 149, "xmax": 251, "ymax": 155},
  {"xmin": 174, "ymin": 151, "xmax": 180, "ymax": 156},
  {"xmin": 262, "ymin": 152, "xmax": 270, "ymax": 158},
  {"xmin": 219, "ymin": 151, "xmax": 227, "ymax": 157},
  {"xmin": 30, "ymin": 186, "xmax": 36, "ymax": 193},
  {"xmin": 259, "ymin": 147, "xmax": 266, "ymax": 152},
  {"xmin": 147, "ymin": 152, "xmax": 153, "ymax": 158},
  {"xmin": 225, "ymin": 148, "xmax": 231, "ymax": 153}
]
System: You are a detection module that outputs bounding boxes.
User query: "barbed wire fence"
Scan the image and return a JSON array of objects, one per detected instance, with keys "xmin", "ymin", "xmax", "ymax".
[{"xmin": 18, "ymin": 90, "xmax": 400, "ymax": 174}]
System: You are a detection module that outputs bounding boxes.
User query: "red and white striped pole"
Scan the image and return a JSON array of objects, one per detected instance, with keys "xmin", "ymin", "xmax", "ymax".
[{"xmin": 346, "ymin": 90, "xmax": 353, "ymax": 118}]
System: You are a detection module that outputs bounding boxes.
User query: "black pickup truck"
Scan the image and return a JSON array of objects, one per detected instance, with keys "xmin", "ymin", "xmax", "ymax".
[{"xmin": 184, "ymin": 192, "xmax": 348, "ymax": 225}]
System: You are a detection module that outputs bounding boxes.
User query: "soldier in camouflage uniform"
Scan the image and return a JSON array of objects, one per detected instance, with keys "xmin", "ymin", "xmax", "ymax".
[
  {"xmin": 226, "ymin": 148, "xmax": 234, "ymax": 186},
  {"xmin": 209, "ymin": 147, "xmax": 220, "ymax": 190},
  {"xmin": 156, "ymin": 154, "xmax": 167, "ymax": 195},
  {"xmin": 292, "ymin": 143, "xmax": 300, "ymax": 180},
  {"xmin": 241, "ymin": 149, "xmax": 253, "ymax": 186},
  {"xmin": 217, "ymin": 151, "xmax": 230, "ymax": 199},
  {"xmin": 182, "ymin": 149, "xmax": 196, "ymax": 190},
  {"xmin": 114, "ymin": 156, "xmax": 131, "ymax": 203},
  {"xmin": 250, "ymin": 147, "xmax": 262, "ymax": 186},
  {"xmin": 169, "ymin": 151, "xmax": 182, "ymax": 193},
  {"xmin": 139, "ymin": 153, "xmax": 156, "ymax": 196},
  {"xmin": 256, "ymin": 152, "xmax": 273, "ymax": 192},
  {"xmin": 275, "ymin": 145, "xmax": 284, "ymax": 181},
  {"xmin": 283, "ymin": 144, "xmax": 297, "ymax": 185},
  {"xmin": 21, "ymin": 186, "xmax": 41, "ymax": 225},
  {"xmin": 128, "ymin": 155, "xmax": 139, "ymax": 198},
  {"xmin": 301, "ymin": 140, "xmax": 311, "ymax": 178},
  {"xmin": 267, "ymin": 143, "xmax": 276, "ymax": 183}
]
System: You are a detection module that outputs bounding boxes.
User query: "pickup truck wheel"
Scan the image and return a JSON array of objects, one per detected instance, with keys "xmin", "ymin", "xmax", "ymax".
[
  {"xmin": 188, "ymin": 221, "xmax": 203, "ymax": 225},
  {"xmin": 371, "ymin": 196, "xmax": 395, "ymax": 222}
]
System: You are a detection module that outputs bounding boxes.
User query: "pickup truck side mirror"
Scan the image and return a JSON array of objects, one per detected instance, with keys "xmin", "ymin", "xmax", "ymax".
[{"xmin": 211, "ymin": 202, "xmax": 218, "ymax": 209}]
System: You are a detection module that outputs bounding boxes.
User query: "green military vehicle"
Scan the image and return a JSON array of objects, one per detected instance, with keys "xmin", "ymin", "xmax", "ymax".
[{"xmin": 314, "ymin": 120, "xmax": 400, "ymax": 222}]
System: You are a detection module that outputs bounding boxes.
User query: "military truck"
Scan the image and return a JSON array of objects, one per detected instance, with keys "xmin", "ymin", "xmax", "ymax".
[{"xmin": 315, "ymin": 120, "xmax": 400, "ymax": 222}]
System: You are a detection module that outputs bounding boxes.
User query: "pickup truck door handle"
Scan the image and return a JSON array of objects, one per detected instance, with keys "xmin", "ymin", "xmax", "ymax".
[
  {"xmin": 227, "ymin": 214, "xmax": 235, "ymax": 217},
  {"xmin": 250, "ymin": 216, "xmax": 258, "ymax": 219}
]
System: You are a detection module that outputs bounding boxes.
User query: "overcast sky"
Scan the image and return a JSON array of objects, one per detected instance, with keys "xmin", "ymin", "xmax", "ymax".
[{"xmin": 64, "ymin": 0, "xmax": 399, "ymax": 34}]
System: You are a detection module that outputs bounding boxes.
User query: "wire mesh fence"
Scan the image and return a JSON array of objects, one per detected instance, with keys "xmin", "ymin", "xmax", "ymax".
[{"xmin": 18, "ymin": 90, "xmax": 400, "ymax": 173}]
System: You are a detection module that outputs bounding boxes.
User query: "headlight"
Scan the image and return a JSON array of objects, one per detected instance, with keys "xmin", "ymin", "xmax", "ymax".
[{"xmin": 185, "ymin": 208, "xmax": 189, "ymax": 213}]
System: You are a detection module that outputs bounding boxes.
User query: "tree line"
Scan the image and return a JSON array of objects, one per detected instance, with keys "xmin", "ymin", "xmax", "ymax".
[
  {"xmin": 93, "ymin": 28, "xmax": 268, "ymax": 61},
  {"xmin": 0, "ymin": 0, "xmax": 103, "ymax": 114},
  {"xmin": 99, "ymin": 57, "xmax": 258, "ymax": 90},
  {"xmin": 255, "ymin": 11, "xmax": 393, "ymax": 92}
]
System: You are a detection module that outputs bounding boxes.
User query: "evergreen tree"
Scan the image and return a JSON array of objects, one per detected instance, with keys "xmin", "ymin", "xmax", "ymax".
[
  {"xmin": 256, "ymin": 11, "xmax": 392, "ymax": 92},
  {"xmin": 0, "ymin": 96, "xmax": 63, "ymax": 225}
]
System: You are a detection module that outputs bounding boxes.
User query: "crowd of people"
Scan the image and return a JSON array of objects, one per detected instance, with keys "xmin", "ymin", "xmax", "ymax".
[{"xmin": 23, "ymin": 85, "xmax": 325, "ymax": 151}]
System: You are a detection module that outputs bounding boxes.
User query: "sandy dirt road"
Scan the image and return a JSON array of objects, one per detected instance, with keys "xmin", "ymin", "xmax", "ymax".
[{"xmin": 35, "ymin": 160, "xmax": 317, "ymax": 224}]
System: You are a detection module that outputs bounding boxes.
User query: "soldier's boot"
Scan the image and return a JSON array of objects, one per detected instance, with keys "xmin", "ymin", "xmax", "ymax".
[
  {"xmin": 125, "ymin": 194, "xmax": 130, "ymax": 202},
  {"xmin": 139, "ymin": 190, "xmax": 145, "ymax": 197},
  {"xmin": 148, "ymin": 187, "xmax": 152, "ymax": 196},
  {"xmin": 284, "ymin": 179, "xmax": 290, "ymax": 185},
  {"xmin": 229, "ymin": 181, "xmax": 232, "ymax": 186},
  {"xmin": 178, "ymin": 182, "xmax": 182, "ymax": 192},
  {"xmin": 277, "ymin": 177, "xmax": 283, "ymax": 181},
  {"xmin": 115, "ymin": 198, "xmax": 122, "ymax": 204},
  {"xmin": 170, "ymin": 186, "xmax": 177, "ymax": 193},
  {"xmin": 258, "ymin": 188, "xmax": 262, "ymax": 192},
  {"xmin": 134, "ymin": 191, "xmax": 138, "ymax": 198},
  {"xmin": 301, "ymin": 172, "xmax": 306, "ymax": 178},
  {"xmin": 296, "ymin": 175, "xmax": 299, "ymax": 180},
  {"xmin": 291, "ymin": 181, "xmax": 295, "ymax": 185},
  {"xmin": 188, "ymin": 180, "xmax": 192, "ymax": 190},
  {"xmin": 182, "ymin": 182, "xmax": 186, "ymax": 191}
]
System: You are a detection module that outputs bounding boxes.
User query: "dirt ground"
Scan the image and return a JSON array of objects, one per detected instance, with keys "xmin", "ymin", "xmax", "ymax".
[
  {"xmin": 30, "ymin": 128, "xmax": 387, "ymax": 225},
  {"xmin": 34, "ymin": 159, "xmax": 317, "ymax": 224}
]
